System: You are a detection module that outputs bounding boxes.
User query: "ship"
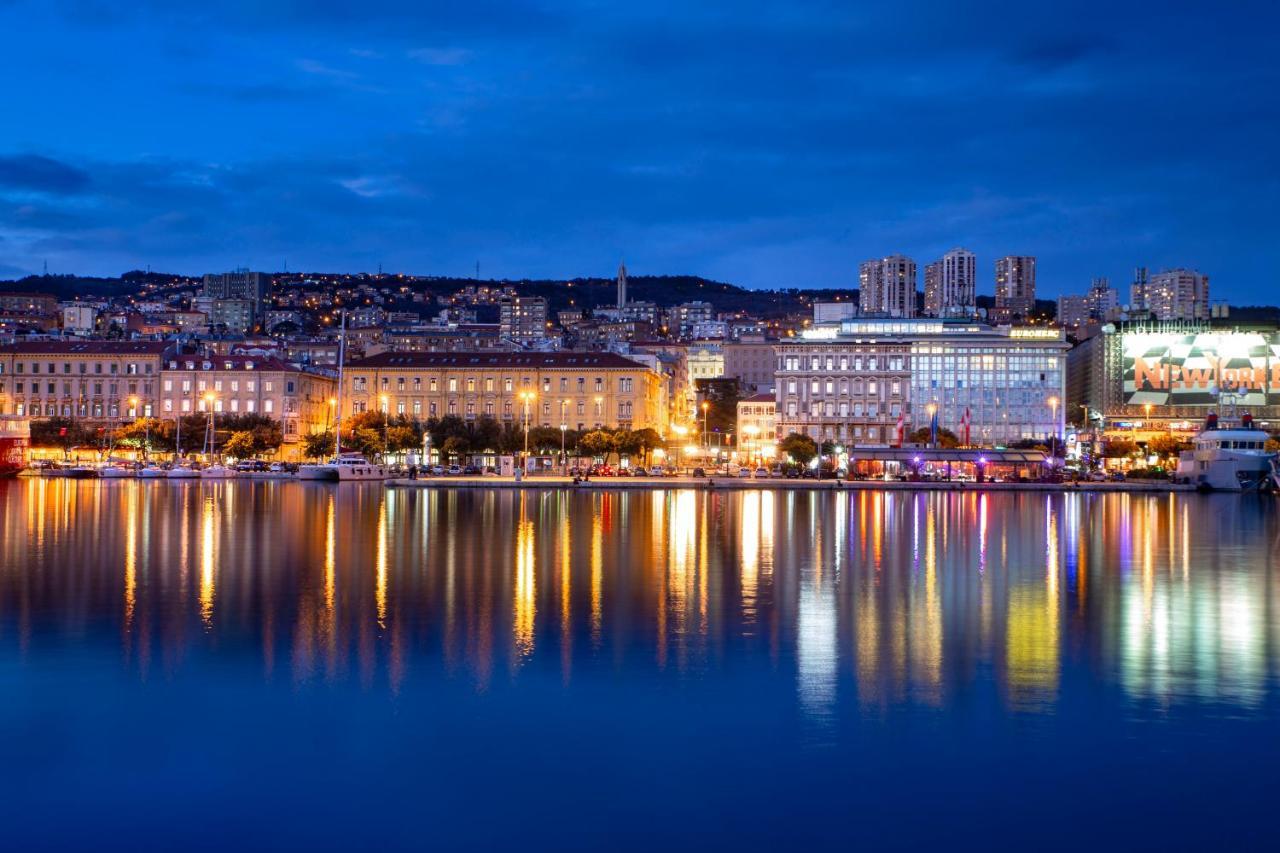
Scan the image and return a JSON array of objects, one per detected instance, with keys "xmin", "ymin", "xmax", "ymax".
[
  {"xmin": 1174, "ymin": 413, "xmax": 1277, "ymax": 492},
  {"xmin": 0, "ymin": 416, "xmax": 30, "ymax": 477}
]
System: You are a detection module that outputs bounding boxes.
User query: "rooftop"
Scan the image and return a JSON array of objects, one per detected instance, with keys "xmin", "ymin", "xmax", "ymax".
[
  {"xmin": 0, "ymin": 341, "xmax": 173, "ymax": 356},
  {"xmin": 351, "ymin": 351, "xmax": 649, "ymax": 370}
]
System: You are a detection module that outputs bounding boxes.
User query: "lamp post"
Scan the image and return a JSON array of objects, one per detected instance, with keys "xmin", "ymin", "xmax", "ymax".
[
  {"xmin": 1048, "ymin": 395, "xmax": 1060, "ymax": 463},
  {"xmin": 701, "ymin": 401, "xmax": 710, "ymax": 457},
  {"xmin": 559, "ymin": 399, "xmax": 568, "ymax": 473},
  {"xmin": 380, "ymin": 393, "xmax": 390, "ymax": 462},
  {"xmin": 520, "ymin": 391, "xmax": 535, "ymax": 457}
]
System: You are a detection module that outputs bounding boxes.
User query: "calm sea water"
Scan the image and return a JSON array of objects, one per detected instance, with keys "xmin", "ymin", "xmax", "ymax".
[{"xmin": 1, "ymin": 479, "xmax": 1278, "ymax": 850}]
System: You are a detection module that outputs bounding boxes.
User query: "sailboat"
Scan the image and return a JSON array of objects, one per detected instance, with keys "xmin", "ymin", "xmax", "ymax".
[
  {"xmin": 298, "ymin": 310, "xmax": 389, "ymax": 482},
  {"xmin": 167, "ymin": 411, "xmax": 200, "ymax": 478}
]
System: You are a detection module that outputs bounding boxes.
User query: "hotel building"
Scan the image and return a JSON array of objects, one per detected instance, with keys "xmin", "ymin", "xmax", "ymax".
[
  {"xmin": 343, "ymin": 351, "xmax": 669, "ymax": 434},
  {"xmin": 0, "ymin": 341, "xmax": 169, "ymax": 418},
  {"xmin": 775, "ymin": 318, "xmax": 1067, "ymax": 446},
  {"xmin": 159, "ymin": 354, "xmax": 337, "ymax": 456}
]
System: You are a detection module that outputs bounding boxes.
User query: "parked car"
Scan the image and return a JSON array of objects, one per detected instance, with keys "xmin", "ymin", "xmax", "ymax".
[
  {"xmin": 784, "ymin": 468, "xmax": 801, "ymax": 479},
  {"xmin": 430, "ymin": 465, "xmax": 445, "ymax": 476},
  {"xmin": 1110, "ymin": 471, "xmax": 1127, "ymax": 482},
  {"xmin": 447, "ymin": 465, "xmax": 463, "ymax": 476},
  {"xmin": 462, "ymin": 465, "xmax": 480, "ymax": 476},
  {"xmin": 736, "ymin": 467, "xmax": 752, "ymax": 478},
  {"xmin": 630, "ymin": 466, "xmax": 648, "ymax": 477},
  {"xmin": 692, "ymin": 467, "xmax": 706, "ymax": 478},
  {"xmin": 269, "ymin": 462, "xmax": 286, "ymax": 473},
  {"xmin": 753, "ymin": 467, "xmax": 769, "ymax": 478}
]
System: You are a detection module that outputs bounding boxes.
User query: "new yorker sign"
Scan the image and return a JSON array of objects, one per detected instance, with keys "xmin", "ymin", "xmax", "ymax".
[{"xmin": 1122, "ymin": 332, "xmax": 1280, "ymax": 406}]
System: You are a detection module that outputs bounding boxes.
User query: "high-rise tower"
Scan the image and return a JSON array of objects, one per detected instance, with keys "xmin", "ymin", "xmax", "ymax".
[{"xmin": 617, "ymin": 262, "xmax": 628, "ymax": 310}]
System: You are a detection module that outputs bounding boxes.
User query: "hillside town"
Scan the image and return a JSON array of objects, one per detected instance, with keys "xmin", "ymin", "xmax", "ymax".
[{"xmin": 1, "ymin": 256, "xmax": 1276, "ymax": 483}]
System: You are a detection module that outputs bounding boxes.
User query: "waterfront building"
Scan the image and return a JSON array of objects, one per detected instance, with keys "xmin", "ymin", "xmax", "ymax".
[
  {"xmin": 859, "ymin": 255, "xmax": 917, "ymax": 318},
  {"xmin": 343, "ymin": 351, "xmax": 668, "ymax": 434},
  {"xmin": 686, "ymin": 344, "xmax": 725, "ymax": 395},
  {"xmin": 736, "ymin": 393, "xmax": 778, "ymax": 460},
  {"xmin": 159, "ymin": 354, "xmax": 336, "ymax": 456},
  {"xmin": 0, "ymin": 341, "xmax": 169, "ymax": 419},
  {"xmin": 1066, "ymin": 322, "xmax": 1280, "ymax": 433},
  {"xmin": 778, "ymin": 318, "xmax": 1067, "ymax": 445},
  {"xmin": 994, "ymin": 255, "xmax": 1036, "ymax": 322}
]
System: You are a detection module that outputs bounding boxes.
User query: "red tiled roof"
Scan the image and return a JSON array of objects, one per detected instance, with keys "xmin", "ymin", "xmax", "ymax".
[
  {"xmin": 351, "ymin": 351, "xmax": 649, "ymax": 370},
  {"xmin": 0, "ymin": 341, "xmax": 172, "ymax": 355}
]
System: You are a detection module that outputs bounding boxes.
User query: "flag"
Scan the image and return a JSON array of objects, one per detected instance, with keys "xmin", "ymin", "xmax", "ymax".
[
  {"xmin": 895, "ymin": 412, "xmax": 905, "ymax": 447},
  {"xmin": 929, "ymin": 407, "xmax": 938, "ymax": 447}
]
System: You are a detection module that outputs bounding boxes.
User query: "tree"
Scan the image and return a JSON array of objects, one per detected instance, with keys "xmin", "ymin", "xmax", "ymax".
[
  {"xmin": 1102, "ymin": 439, "xmax": 1139, "ymax": 458},
  {"xmin": 631, "ymin": 427, "xmax": 663, "ymax": 463},
  {"xmin": 779, "ymin": 432, "xmax": 818, "ymax": 467},
  {"xmin": 527, "ymin": 426, "xmax": 564, "ymax": 454},
  {"xmin": 441, "ymin": 435, "xmax": 469, "ymax": 461},
  {"xmin": 304, "ymin": 431, "xmax": 335, "ymax": 460},
  {"xmin": 908, "ymin": 426, "xmax": 960, "ymax": 449},
  {"xmin": 614, "ymin": 429, "xmax": 644, "ymax": 461},
  {"xmin": 578, "ymin": 429, "xmax": 615, "ymax": 462},
  {"xmin": 223, "ymin": 431, "xmax": 257, "ymax": 460},
  {"xmin": 28, "ymin": 417, "xmax": 95, "ymax": 451},
  {"xmin": 1148, "ymin": 435, "xmax": 1191, "ymax": 458}
]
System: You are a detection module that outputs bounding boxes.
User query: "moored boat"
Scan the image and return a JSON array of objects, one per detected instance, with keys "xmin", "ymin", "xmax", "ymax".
[{"xmin": 1174, "ymin": 413, "xmax": 1277, "ymax": 492}]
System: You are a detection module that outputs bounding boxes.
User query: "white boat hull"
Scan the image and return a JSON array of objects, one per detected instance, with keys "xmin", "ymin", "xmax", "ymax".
[{"xmin": 167, "ymin": 468, "xmax": 201, "ymax": 479}]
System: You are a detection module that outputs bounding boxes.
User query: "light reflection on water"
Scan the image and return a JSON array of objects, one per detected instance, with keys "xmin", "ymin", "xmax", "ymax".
[{"xmin": 1, "ymin": 480, "xmax": 1276, "ymax": 717}]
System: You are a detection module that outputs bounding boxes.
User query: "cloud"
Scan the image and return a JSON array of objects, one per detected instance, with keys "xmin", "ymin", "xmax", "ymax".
[
  {"xmin": 0, "ymin": 154, "xmax": 91, "ymax": 194},
  {"xmin": 408, "ymin": 47, "xmax": 471, "ymax": 66}
]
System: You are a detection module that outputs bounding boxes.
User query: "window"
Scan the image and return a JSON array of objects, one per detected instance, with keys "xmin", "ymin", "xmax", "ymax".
[
  {"xmin": 504, "ymin": 378, "xmax": 513, "ymax": 392},
  {"xmin": 264, "ymin": 400, "xmax": 274, "ymax": 413},
  {"xmin": 448, "ymin": 378, "xmax": 458, "ymax": 392},
  {"xmin": 619, "ymin": 378, "xmax": 633, "ymax": 392},
  {"xmin": 594, "ymin": 378, "xmax": 603, "ymax": 392}
]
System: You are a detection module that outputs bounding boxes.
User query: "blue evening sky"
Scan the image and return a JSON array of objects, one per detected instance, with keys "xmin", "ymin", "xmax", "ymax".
[{"xmin": 0, "ymin": 1, "xmax": 1276, "ymax": 302}]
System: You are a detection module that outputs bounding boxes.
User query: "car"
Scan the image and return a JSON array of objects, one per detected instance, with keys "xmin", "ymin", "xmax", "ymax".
[
  {"xmin": 736, "ymin": 467, "xmax": 752, "ymax": 478},
  {"xmin": 269, "ymin": 462, "xmax": 286, "ymax": 473},
  {"xmin": 1110, "ymin": 471, "xmax": 1127, "ymax": 482},
  {"xmin": 630, "ymin": 466, "xmax": 648, "ymax": 477},
  {"xmin": 235, "ymin": 461, "xmax": 256, "ymax": 472},
  {"xmin": 462, "ymin": 465, "xmax": 480, "ymax": 476},
  {"xmin": 429, "ymin": 465, "xmax": 445, "ymax": 476},
  {"xmin": 1088, "ymin": 471, "xmax": 1107, "ymax": 482},
  {"xmin": 447, "ymin": 465, "xmax": 463, "ymax": 476},
  {"xmin": 692, "ymin": 467, "xmax": 706, "ymax": 478},
  {"xmin": 784, "ymin": 468, "xmax": 801, "ymax": 479},
  {"xmin": 753, "ymin": 467, "xmax": 769, "ymax": 478}
]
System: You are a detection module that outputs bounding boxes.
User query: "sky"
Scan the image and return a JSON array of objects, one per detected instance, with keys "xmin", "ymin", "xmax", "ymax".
[{"xmin": 0, "ymin": 1, "xmax": 1276, "ymax": 302}]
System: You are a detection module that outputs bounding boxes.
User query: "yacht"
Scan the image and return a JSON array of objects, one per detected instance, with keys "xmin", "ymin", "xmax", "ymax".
[
  {"xmin": 299, "ymin": 452, "xmax": 389, "ymax": 482},
  {"xmin": 167, "ymin": 464, "xmax": 202, "ymax": 479},
  {"xmin": 1175, "ymin": 413, "xmax": 1277, "ymax": 492},
  {"xmin": 139, "ymin": 464, "xmax": 167, "ymax": 479},
  {"xmin": 200, "ymin": 464, "xmax": 239, "ymax": 479}
]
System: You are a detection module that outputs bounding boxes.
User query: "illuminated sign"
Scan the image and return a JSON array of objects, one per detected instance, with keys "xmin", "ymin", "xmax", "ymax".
[
  {"xmin": 800, "ymin": 327, "xmax": 838, "ymax": 340},
  {"xmin": 1010, "ymin": 327, "xmax": 1061, "ymax": 340},
  {"xmin": 1122, "ymin": 332, "xmax": 1280, "ymax": 407}
]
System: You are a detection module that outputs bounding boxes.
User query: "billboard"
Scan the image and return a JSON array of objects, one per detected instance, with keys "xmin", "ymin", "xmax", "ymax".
[{"xmin": 1122, "ymin": 332, "xmax": 1280, "ymax": 407}]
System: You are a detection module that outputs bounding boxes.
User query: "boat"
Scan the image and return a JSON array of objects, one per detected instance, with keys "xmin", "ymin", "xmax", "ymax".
[
  {"xmin": 200, "ymin": 464, "xmax": 239, "ymax": 479},
  {"xmin": 0, "ymin": 415, "xmax": 29, "ymax": 477},
  {"xmin": 167, "ymin": 465, "xmax": 202, "ymax": 479},
  {"xmin": 99, "ymin": 463, "xmax": 136, "ymax": 479},
  {"xmin": 60, "ymin": 464, "xmax": 99, "ymax": 479},
  {"xmin": 296, "ymin": 311, "xmax": 389, "ymax": 483},
  {"xmin": 1174, "ymin": 413, "xmax": 1277, "ymax": 492},
  {"xmin": 139, "ymin": 465, "xmax": 168, "ymax": 479}
]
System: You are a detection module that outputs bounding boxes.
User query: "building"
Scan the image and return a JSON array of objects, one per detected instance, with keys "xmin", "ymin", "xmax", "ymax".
[
  {"xmin": 723, "ymin": 338, "xmax": 778, "ymax": 394},
  {"xmin": 61, "ymin": 303, "xmax": 99, "ymax": 334},
  {"xmin": 859, "ymin": 255, "xmax": 917, "ymax": 318},
  {"xmin": 0, "ymin": 341, "xmax": 170, "ymax": 419},
  {"xmin": 1057, "ymin": 295, "xmax": 1092, "ymax": 329},
  {"xmin": 192, "ymin": 296, "xmax": 256, "ymax": 335},
  {"xmin": 343, "ymin": 351, "xmax": 668, "ymax": 434},
  {"xmin": 0, "ymin": 292, "xmax": 57, "ymax": 315},
  {"xmin": 667, "ymin": 302, "xmax": 714, "ymax": 338},
  {"xmin": 617, "ymin": 262, "xmax": 627, "ymax": 309},
  {"xmin": 498, "ymin": 295, "xmax": 549, "ymax": 344},
  {"xmin": 776, "ymin": 318, "xmax": 1067, "ymax": 446},
  {"xmin": 1129, "ymin": 267, "xmax": 1150, "ymax": 312},
  {"xmin": 202, "ymin": 270, "xmax": 272, "ymax": 321},
  {"xmin": 736, "ymin": 393, "xmax": 778, "ymax": 462},
  {"xmin": 159, "ymin": 354, "xmax": 336, "ymax": 458},
  {"xmin": 812, "ymin": 301, "xmax": 857, "ymax": 324},
  {"xmin": 686, "ymin": 344, "xmax": 725, "ymax": 394},
  {"xmin": 923, "ymin": 249, "xmax": 977, "ymax": 318},
  {"xmin": 1140, "ymin": 269, "xmax": 1210, "ymax": 321},
  {"xmin": 994, "ymin": 255, "xmax": 1036, "ymax": 322},
  {"xmin": 1066, "ymin": 322, "xmax": 1280, "ymax": 433}
]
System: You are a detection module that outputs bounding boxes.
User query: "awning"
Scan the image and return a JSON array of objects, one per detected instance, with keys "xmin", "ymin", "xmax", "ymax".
[{"xmin": 846, "ymin": 447, "xmax": 1048, "ymax": 464}]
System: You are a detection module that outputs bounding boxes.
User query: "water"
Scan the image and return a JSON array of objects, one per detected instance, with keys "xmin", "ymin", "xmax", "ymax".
[{"xmin": 2, "ymin": 479, "xmax": 1278, "ymax": 850}]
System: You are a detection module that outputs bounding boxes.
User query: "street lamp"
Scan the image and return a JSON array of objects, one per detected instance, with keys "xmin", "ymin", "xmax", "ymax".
[
  {"xmin": 519, "ymin": 391, "xmax": 536, "ymax": 457},
  {"xmin": 379, "ymin": 393, "xmax": 390, "ymax": 462},
  {"xmin": 559, "ymin": 399, "xmax": 568, "ymax": 473},
  {"xmin": 129, "ymin": 395, "xmax": 148, "ymax": 460},
  {"xmin": 701, "ymin": 401, "xmax": 710, "ymax": 453},
  {"xmin": 203, "ymin": 393, "xmax": 217, "ymax": 460},
  {"xmin": 1047, "ymin": 395, "xmax": 1059, "ymax": 462}
]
